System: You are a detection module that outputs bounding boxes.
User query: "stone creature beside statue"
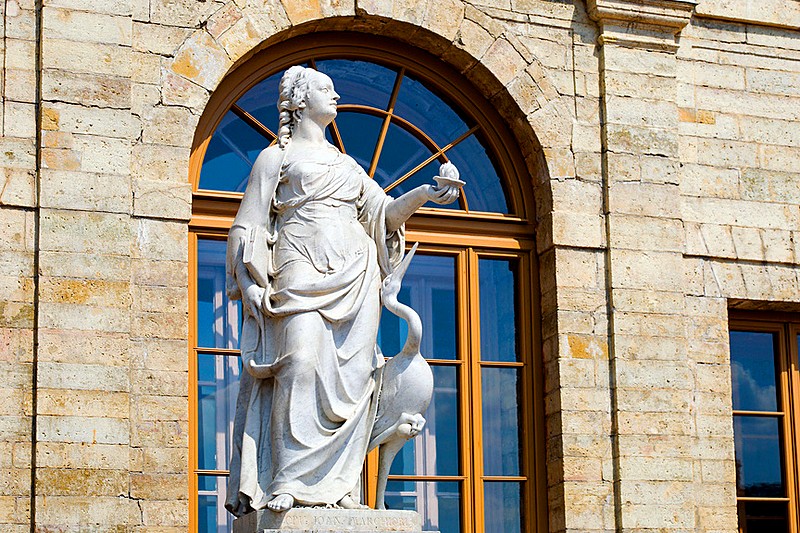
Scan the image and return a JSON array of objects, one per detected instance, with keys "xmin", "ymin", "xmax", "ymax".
[{"xmin": 224, "ymin": 64, "xmax": 464, "ymax": 516}]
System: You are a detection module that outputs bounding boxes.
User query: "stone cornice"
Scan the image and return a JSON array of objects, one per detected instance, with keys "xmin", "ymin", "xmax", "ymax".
[{"xmin": 588, "ymin": 0, "xmax": 698, "ymax": 51}]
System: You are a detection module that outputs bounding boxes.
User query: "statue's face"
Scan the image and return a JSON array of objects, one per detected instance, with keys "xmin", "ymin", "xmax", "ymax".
[{"xmin": 304, "ymin": 71, "xmax": 339, "ymax": 124}]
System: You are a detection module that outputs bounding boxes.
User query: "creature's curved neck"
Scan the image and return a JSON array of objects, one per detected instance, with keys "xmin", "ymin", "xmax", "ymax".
[{"xmin": 388, "ymin": 299, "xmax": 422, "ymax": 355}]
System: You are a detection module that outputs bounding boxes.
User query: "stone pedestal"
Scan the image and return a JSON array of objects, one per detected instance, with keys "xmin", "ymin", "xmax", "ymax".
[{"xmin": 232, "ymin": 508, "xmax": 437, "ymax": 533}]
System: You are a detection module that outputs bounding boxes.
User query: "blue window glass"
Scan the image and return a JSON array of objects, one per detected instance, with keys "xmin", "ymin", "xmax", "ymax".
[
  {"xmin": 445, "ymin": 133, "xmax": 508, "ymax": 213},
  {"xmin": 315, "ymin": 59, "xmax": 397, "ymax": 110},
  {"xmin": 198, "ymin": 474, "xmax": 234, "ymax": 533},
  {"xmin": 385, "ymin": 480, "xmax": 461, "ymax": 533},
  {"xmin": 730, "ymin": 330, "xmax": 779, "ymax": 412},
  {"xmin": 482, "ymin": 368, "xmax": 522, "ymax": 476},
  {"xmin": 335, "ymin": 111, "xmax": 383, "ymax": 171},
  {"xmin": 394, "ymin": 72, "xmax": 469, "ymax": 147},
  {"xmin": 235, "ymin": 72, "xmax": 283, "ymax": 134},
  {"xmin": 198, "ymin": 111, "xmax": 271, "ymax": 192},
  {"xmin": 197, "ymin": 353, "xmax": 241, "ymax": 471},
  {"xmin": 197, "ymin": 239, "xmax": 242, "ymax": 349},
  {"xmin": 479, "ymin": 258, "xmax": 518, "ymax": 362},
  {"xmin": 483, "ymin": 482, "xmax": 522, "ymax": 533}
]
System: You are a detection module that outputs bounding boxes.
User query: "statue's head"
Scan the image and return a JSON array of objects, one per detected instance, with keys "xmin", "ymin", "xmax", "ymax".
[{"xmin": 277, "ymin": 66, "xmax": 338, "ymax": 148}]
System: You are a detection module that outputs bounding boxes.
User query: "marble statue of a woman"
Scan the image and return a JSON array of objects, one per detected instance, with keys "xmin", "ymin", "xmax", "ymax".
[{"xmin": 224, "ymin": 65, "xmax": 460, "ymax": 516}]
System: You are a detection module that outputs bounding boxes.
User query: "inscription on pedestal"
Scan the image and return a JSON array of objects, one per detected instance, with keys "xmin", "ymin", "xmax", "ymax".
[{"xmin": 232, "ymin": 508, "xmax": 430, "ymax": 533}]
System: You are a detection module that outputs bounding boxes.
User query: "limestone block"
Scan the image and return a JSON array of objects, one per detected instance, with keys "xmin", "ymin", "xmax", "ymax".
[
  {"xmin": 740, "ymin": 116, "xmax": 800, "ymax": 148},
  {"xmin": 42, "ymin": 69, "xmax": 131, "ymax": 109},
  {"xmin": 150, "ymin": 0, "xmax": 219, "ymax": 28},
  {"xmin": 130, "ymin": 417, "xmax": 188, "ymax": 448},
  {"xmin": 41, "ymin": 103, "xmax": 137, "ymax": 139},
  {"xmin": 206, "ymin": 2, "xmax": 243, "ymax": 38},
  {"xmin": 618, "ymin": 411, "xmax": 693, "ymax": 436},
  {"xmin": 549, "ymin": 210, "xmax": 604, "ymax": 249},
  {"xmin": 132, "ymin": 259, "xmax": 188, "ymax": 287},
  {"xmin": 133, "ymin": 22, "xmax": 191, "ymax": 56},
  {"xmin": 170, "ymin": 30, "xmax": 232, "ymax": 90},
  {"xmin": 5, "ymin": 4, "xmax": 35, "ymax": 40},
  {"xmin": 34, "ymin": 496, "xmax": 136, "ymax": 527},
  {"xmin": 4, "ymin": 68, "xmax": 36, "ymax": 103},
  {"xmin": 453, "ymin": 16, "xmax": 493, "ymax": 60},
  {"xmin": 40, "ymin": 169, "xmax": 132, "ymax": 214},
  {"xmin": 2, "ymin": 102, "xmax": 35, "ymax": 138},
  {"xmin": 609, "ymin": 182, "xmax": 680, "ymax": 218},
  {"xmin": 695, "ymin": 223, "xmax": 734, "ymax": 258},
  {"xmin": 133, "ymin": 179, "xmax": 191, "ymax": 221},
  {"xmin": 139, "ymin": 499, "xmax": 189, "ymax": 527},
  {"xmin": 141, "ymin": 105, "xmax": 198, "ymax": 147},
  {"xmin": 134, "ymin": 219, "xmax": 187, "ymax": 262},
  {"xmin": 760, "ymin": 144, "xmax": 800, "ymax": 174},
  {"xmin": 131, "ymin": 473, "xmax": 187, "ymax": 500},
  {"xmin": 618, "ymin": 479, "xmax": 692, "ymax": 505},
  {"xmin": 680, "ymin": 163, "xmax": 738, "ymax": 199},
  {"xmin": 39, "ymin": 277, "xmax": 131, "ymax": 310},
  {"xmin": 36, "ymin": 415, "xmax": 130, "ymax": 445},
  {"xmin": 43, "ymin": 0, "xmax": 132, "ymax": 16},
  {"xmin": 131, "ymin": 82, "xmax": 162, "ymax": 118},
  {"xmin": 131, "ymin": 310, "xmax": 188, "ymax": 340},
  {"xmin": 40, "ymin": 302, "xmax": 131, "ymax": 333},
  {"xmin": 234, "ymin": 508, "xmax": 426, "ymax": 533},
  {"xmin": 71, "ymin": 135, "xmax": 133, "ymax": 175},
  {"xmin": 696, "ymin": 86, "xmax": 800, "ymax": 121},
  {"xmin": 0, "ymin": 185, "xmax": 19, "ymax": 228},
  {"xmin": 555, "ymin": 247, "xmax": 601, "ymax": 289},
  {"xmin": 139, "ymin": 445, "xmax": 188, "ymax": 473},
  {"xmin": 699, "ymin": 196, "xmax": 799, "ymax": 230},
  {"xmin": 4, "ymin": 38, "xmax": 35, "ymax": 73},
  {"xmin": 218, "ymin": 16, "xmax": 263, "ymax": 63},
  {"xmin": 39, "ymin": 210, "xmax": 131, "ymax": 255},
  {"xmin": 240, "ymin": 4, "xmax": 292, "ymax": 39},
  {"xmin": 132, "ymin": 50, "xmax": 162, "ymax": 84},
  {"xmin": 134, "ymin": 395, "xmax": 186, "ymax": 421},
  {"xmin": 603, "ymin": 46, "xmax": 677, "ymax": 76},
  {"xmin": 422, "ymin": 0, "xmax": 464, "ymax": 41},
  {"xmin": 606, "ymin": 123, "xmax": 677, "ymax": 157},
  {"xmin": 481, "ymin": 37, "xmax": 527, "ymax": 87},
  {"xmin": 161, "ymin": 68, "xmax": 210, "ymax": 111},
  {"xmin": 36, "ymin": 443, "xmax": 130, "ymax": 470},
  {"xmin": 42, "ymin": 38, "xmax": 132, "ymax": 77},
  {"xmin": 37, "ymin": 389, "xmax": 128, "ymax": 418},
  {"xmin": 130, "ymin": 339, "xmax": 188, "ymax": 372},
  {"xmin": 43, "ymin": 7, "xmax": 132, "ymax": 45},
  {"xmin": 132, "ymin": 285, "xmax": 187, "ymax": 314}
]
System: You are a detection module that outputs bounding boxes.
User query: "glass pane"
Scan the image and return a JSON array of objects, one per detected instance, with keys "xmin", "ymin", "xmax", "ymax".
[
  {"xmin": 733, "ymin": 416, "xmax": 785, "ymax": 497},
  {"xmin": 197, "ymin": 239, "xmax": 242, "ymax": 350},
  {"xmin": 730, "ymin": 330, "xmax": 779, "ymax": 412},
  {"xmin": 389, "ymin": 365, "xmax": 459, "ymax": 476},
  {"xmin": 235, "ymin": 71, "xmax": 283, "ymax": 135},
  {"xmin": 315, "ymin": 59, "xmax": 398, "ymax": 110},
  {"xmin": 479, "ymin": 258, "xmax": 518, "ymax": 362},
  {"xmin": 378, "ymin": 254, "xmax": 457, "ymax": 360},
  {"xmin": 388, "ymin": 158, "xmax": 460, "ymax": 211},
  {"xmin": 198, "ymin": 475, "xmax": 234, "ymax": 533},
  {"xmin": 739, "ymin": 500, "xmax": 788, "ymax": 533},
  {"xmin": 198, "ymin": 353, "xmax": 242, "ymax": 471},
  {"xmin": 482, "ymin": 367, "xmax": 522, "ymax": 476},
  {"xmin": 373, "ymin": 121, "xmax": 434, "ymax": 191},
  {"xmin": 385, "ymin": 480, "xmax": 460, "ymax": 533},
  {"xmin": 198, "ymin": 110, "xmax": 270, "ymax": 192},
  {"xmin": 394, "ymin": 72, "xmax": 469, "ymax": 147},
  {"xmin": 335, "ymin": 111, "xmax": 383, "ymax": 172},
  {"xmin": 445, "ymin": 133, "xmax": 509, "ymax": 213},
  {"xmin": 484, "ymin": 481, "xmax": 522, "ymax": 533}
]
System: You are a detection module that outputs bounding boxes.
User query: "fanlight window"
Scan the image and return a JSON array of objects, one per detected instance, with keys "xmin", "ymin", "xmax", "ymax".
[
  {"xmin": 189, "ymin": 38, "xmax": 541, "ymax": 533},
  {"xmin": 197, "ymin": 58, "xmax": 511, "ymax": 214}
]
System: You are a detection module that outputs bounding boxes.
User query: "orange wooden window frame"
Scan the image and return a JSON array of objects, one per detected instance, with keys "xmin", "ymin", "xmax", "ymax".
[
  {"xmin": 187, "ymin": 33, "xmax": 545, "ymax": 533},
  {"xmin": 729, "ymin": 310, "xmax": 800, "ymax": 533}
]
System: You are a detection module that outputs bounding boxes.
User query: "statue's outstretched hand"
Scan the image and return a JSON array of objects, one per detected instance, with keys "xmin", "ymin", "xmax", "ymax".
[{"xmin": 427, "ymin": 162, "xmax": 464, "ymax": 205}]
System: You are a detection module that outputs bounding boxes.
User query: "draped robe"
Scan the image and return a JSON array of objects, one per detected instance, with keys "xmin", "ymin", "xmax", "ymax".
[{"xmin": 225, "ymin": 144, "xmax": 404, "ymax": 515}]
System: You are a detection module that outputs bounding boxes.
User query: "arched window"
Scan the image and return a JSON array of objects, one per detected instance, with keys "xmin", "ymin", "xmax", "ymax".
[{"xmin": 189, "ymin": 33, "xmax": 543, "ymax": 533}]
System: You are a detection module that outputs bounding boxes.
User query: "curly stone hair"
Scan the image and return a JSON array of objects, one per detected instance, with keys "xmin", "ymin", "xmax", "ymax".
[{"xmin": 276, "ymin": 65, "xmax": 312, "ymax": 149}]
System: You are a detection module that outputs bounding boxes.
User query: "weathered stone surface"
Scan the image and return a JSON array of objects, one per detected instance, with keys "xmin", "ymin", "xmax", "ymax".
[{"xmin": 233, "ymin": 508, "xmax": 425, "ymax": 533}]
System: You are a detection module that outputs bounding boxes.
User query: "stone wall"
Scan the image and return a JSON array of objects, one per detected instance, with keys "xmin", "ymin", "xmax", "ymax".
[{"xmin": 0, "ymin": 0, "xmax": 798, "ymax": 532}]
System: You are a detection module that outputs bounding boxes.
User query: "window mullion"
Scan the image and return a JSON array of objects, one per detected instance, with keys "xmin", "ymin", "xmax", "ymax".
[
  {"xmin": 465, "ymin": 248, "xmax": 484, "ymax": 532},
  {"xmin": 786, "ymin": 323, "xmax": 800, "ymax": 533}
]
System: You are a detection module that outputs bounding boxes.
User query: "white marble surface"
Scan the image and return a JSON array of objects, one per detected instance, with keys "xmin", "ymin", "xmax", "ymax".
[
  {"xmin": 232, "ymin": 508, "xmax": 433, "ymax": 533},
  {"xmin": 225, "ymin": 65, "xmax": 461, "ymax": 515}
]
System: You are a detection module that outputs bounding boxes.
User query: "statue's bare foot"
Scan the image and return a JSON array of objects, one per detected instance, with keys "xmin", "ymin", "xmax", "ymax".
[
  {"xmin": 337, "ymin": 495, "xmax": 367, "ymax": 509},
  {"xmin": 267, "ymin": 494, "xmax": 294, "ymax": 512}
]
